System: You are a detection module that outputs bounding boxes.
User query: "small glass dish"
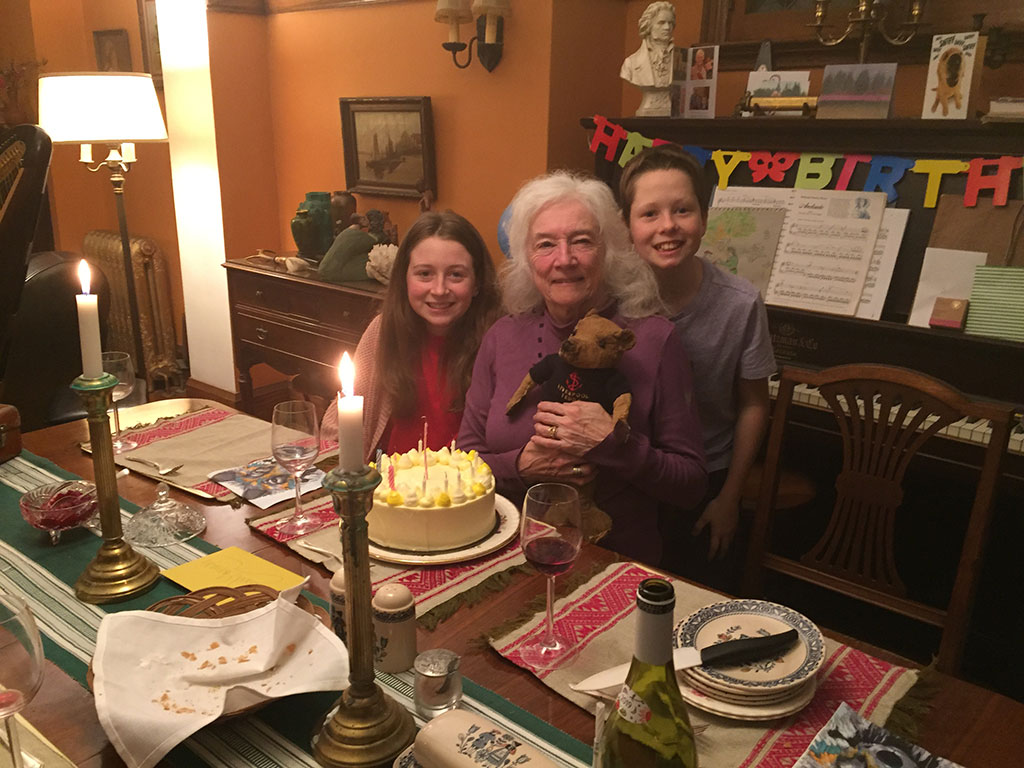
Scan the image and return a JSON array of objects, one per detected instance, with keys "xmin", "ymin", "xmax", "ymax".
[{"xmin": 19, "ymin": 481, "xmax": 98, "ymax": 544}]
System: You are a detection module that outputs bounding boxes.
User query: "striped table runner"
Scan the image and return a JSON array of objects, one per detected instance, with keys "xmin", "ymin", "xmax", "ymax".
[{"xmin": 0, "ymin": 453, "xmax": 589, "ymax": 768}]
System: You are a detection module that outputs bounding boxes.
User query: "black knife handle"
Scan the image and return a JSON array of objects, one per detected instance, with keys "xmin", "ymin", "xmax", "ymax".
[{"xmin": 700, "ymin": 629, "xmax": 799, "ymax": 667}]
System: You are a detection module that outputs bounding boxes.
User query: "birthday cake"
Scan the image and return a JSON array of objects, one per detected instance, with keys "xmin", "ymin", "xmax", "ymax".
[{"xmin": 367, "ymin": 447, "xmax": 496, "ymax": 552}]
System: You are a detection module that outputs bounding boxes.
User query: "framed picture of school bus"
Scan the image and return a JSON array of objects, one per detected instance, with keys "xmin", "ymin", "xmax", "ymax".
[{"xmin": 339, "ymin": 97, "xmax": 436, "ymax": 199}]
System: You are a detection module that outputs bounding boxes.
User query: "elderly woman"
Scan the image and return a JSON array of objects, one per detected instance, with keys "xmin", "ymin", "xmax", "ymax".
[{"xmin": 458, "ymin": 172, "xmax": 707, "ymax": 565}]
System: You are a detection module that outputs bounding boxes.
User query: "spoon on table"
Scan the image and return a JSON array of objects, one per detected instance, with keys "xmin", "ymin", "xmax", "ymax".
[{"xmin": 124, "ymin": 457, "xmax": 184, "ymax": 476}]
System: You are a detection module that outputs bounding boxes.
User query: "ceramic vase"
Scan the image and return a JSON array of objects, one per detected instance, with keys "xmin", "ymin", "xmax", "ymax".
[
  {"xmin": 290, "ymin": 209, "xmax": 320, "ymax": 258},
  {"xmin": 297, "ymin": 192, "xmax": 333, "ymax": 256},
  {"xmin": 330, "ymin": 190, "xmax": 357, "ymax": 237}
]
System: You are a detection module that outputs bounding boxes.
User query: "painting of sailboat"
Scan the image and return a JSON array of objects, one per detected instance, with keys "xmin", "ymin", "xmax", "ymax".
[{"xmin": 340, "ymin": 97, "xmax": 436, "ymax": 198}]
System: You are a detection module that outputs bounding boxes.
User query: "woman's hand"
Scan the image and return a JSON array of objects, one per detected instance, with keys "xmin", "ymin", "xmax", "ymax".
[
  {"xmin": 531, "ymin": 401, "xmax": 615, "ymax": 457},
  {"xmin": 517, "ymin": 437, "xmax": 595, "ymax": 486}
]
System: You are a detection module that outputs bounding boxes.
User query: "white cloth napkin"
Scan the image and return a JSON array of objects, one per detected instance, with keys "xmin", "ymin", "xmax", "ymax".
[{"xmin": 93, "ymin": 584, "xmax": 349, "ymax": 768}]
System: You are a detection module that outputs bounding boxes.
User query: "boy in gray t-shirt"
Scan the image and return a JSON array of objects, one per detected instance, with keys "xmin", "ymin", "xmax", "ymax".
[{"xmin": 620, "ymin": 144, "xmax": 775, "ymax": 589}]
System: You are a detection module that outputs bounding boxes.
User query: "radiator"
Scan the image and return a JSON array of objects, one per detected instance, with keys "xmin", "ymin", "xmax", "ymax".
[{"xmin": 83, "ymin": 230, "xmax": 183, "ymax": 392}]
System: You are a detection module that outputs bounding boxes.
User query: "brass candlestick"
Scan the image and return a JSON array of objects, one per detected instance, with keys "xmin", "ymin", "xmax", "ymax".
[
  {"xmin": 313, "ymin": 465, "xmax": 414, "ymax": 768},
  {"xmin": 72, "ymin": 374, "xmax": 159, "ymax": 603}
]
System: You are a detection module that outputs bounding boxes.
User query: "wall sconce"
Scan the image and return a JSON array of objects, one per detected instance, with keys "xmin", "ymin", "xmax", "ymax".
[
  {"xmin": 435, "ymin": 0, "xmax": 510, "ymax": 72},
  {"xmin": 810, "ymin": 0, "xmax": 926, "ymax": 64}
]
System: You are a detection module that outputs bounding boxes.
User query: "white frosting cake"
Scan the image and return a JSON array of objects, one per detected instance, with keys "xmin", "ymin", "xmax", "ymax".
[{"xmin": 367, "ymin": 447, "xmax": 496, "ymax": 552}]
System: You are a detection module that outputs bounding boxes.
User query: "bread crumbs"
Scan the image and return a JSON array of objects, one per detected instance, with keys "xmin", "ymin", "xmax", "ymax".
[
  {"xmin": 180, "ymin": 651, "xmax": 197, "ymax": 661},
  {"xmin": 209, "ymin": 641, "xmax": 220, "ymax": 650},
  {"xmin": 218, "ymin": 657, "xmax": 227, "ymax": 665}
]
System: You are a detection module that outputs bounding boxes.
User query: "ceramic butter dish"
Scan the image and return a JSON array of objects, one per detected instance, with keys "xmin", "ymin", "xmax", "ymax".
[{"xmin": 412, "ymin": 709, "xmax": 557, "ymax": 768}]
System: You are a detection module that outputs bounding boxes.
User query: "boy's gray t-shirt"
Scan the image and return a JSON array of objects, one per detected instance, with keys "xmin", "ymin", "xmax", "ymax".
[{"xmin": 671, "ymin": 258, "xmax": 776, "ymax": 472}]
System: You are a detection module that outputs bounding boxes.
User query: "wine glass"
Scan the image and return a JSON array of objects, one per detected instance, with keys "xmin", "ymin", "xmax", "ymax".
[
  {"xmin": 0, "ymin": 592, "xmax": 44, "ymax": 768},
  {"xmin": 272, "ymin": 400, "xmax": 321, "ymax": 538},
  {"xmin": 101, "ymin": 351, "xmax": 138, "ymax": 453},
  {"xmin": 519, "ymin": 483, "xmax": 583, "ymax": 670}
]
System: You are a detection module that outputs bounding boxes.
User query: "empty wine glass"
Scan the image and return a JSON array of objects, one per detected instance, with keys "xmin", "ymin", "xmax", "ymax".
[
  {"xmin": 102, "ymin": 351, "xmax": 138, "ymax": 453},
  {"xmin": 272, "ymin": 400, "xmax": 321, "ymax": 538},
  {"xmin": 0, "ymin": 592, "xmax": 44, "ymax": 768},
  {"xmin": 519, "ymin": 483, "xmax": 583, "ymax": 670}
]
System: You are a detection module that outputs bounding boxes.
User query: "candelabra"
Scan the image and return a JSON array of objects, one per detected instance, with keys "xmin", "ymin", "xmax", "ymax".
[
  {"xmin": 313, "ymin": 465, "xmax": 414, "ymax": 768},
  {"xmin": 810, "ymin": 0, "xmax": 926, "ymax": 64},
  {"xmin": 72, "ymin": 374, "xmax": 160, "ymax": 603}
]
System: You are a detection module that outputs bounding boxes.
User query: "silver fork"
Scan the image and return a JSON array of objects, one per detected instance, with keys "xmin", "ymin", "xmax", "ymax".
[{"xmin": 124, "ymin": 457, "xmax": 184, "ymax": 475}]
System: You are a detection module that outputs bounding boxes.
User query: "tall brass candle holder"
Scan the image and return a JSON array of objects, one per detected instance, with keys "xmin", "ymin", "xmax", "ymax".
[
  {"xmin": 72, "ymin": 374, "xmax": 160, "ymax": 603},
  {"xmin": 313, "ymin": 465, "xmax": 414, "ymax": 768}
]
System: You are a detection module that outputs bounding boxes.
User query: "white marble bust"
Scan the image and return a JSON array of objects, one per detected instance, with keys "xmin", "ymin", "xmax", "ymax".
[{"xmin": 621, "ymin": 1, "xmax": 676, "ymax": 116}]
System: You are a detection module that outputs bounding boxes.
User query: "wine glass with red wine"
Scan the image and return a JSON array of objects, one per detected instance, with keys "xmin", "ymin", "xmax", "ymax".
[{"xmin": 519, "ymin": 483, "xmax": 583, "ymax": 669}]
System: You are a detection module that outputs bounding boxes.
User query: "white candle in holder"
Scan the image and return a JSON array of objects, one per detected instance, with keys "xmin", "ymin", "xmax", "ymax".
[
  {"xmin": 76, "ymin": 260, "xmax": 103, "ymax": 378},
  {"xmin": 337, "ymin": 352, "xmax": 364, "ymax": 473}
]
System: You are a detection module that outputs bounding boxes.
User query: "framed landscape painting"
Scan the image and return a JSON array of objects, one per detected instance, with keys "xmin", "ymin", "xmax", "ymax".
[{"xmin": 339, "ymin": 97, "xmax": 436, "ymax": 198}]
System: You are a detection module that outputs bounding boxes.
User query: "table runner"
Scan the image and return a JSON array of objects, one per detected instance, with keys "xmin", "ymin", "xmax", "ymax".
[
  {"xmin": 252, "ymin": 497, "xmax": 529, "ymax": 628},
  {"xmin": 490, "ymin": 561, "xmax": 919, "ymax": 768},
  {"xmin": 0, "ymin": 452, "xmax": 586, "ymax": 767}
]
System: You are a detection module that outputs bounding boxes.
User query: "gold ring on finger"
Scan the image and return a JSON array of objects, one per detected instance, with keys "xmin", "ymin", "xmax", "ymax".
[
  {"xmin": 572, "ymin": 465, "xmax": 583, "ymax": 477},
  {"xmin": 548, "ymin": 425, "xmax": 558, "ymax": 438}
]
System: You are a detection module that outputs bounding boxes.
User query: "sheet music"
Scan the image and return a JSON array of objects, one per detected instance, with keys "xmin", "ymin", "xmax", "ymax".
[
  {"xmin": 856, "ymin": 207, "xmax": 909, "ymax": 320},
  {"xmin": 713, "ymin": 187, "xmax": 886, "ymax": 316}
]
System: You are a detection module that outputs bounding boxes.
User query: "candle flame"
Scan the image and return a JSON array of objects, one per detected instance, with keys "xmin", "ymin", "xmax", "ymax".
[
  {"xmin": 78, "ymin": 260, "xmax": 91, "ymax": 295},
  {"xmin": 339, "ymin": 352, "xmax": 355, "ymax": 397}
]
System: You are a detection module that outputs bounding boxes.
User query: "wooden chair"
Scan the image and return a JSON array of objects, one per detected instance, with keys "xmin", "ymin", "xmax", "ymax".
[{"xmin": 742, "ymin": 363, "xmax": 1015, "ymax": 674}]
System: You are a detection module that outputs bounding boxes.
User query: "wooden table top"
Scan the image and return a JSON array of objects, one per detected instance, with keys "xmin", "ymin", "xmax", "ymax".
[{"xmin": 19, "ymin": 400, "xmax": 1024, "ymax": 766}]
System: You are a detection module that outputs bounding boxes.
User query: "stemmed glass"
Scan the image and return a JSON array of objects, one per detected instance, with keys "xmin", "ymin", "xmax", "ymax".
[
  {"xmin": 519, "ymin": 483, "xmax": 583, "ymax": 669},
  {"xmin": 271, "ymin": 400, "xmax": 321, "ymax": 538},
  {"xmin": 101, "ymin": 351, "xmax": 138, "ymax": 454},
  {"xmin": 0, "ymin": 592, "xmax": 44, "ymax": 768}
]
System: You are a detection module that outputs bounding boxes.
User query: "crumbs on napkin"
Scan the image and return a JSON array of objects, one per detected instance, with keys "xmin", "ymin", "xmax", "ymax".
[{"xmin": 153, "ymin": 691, "xmax": 199, "ymax": 716}]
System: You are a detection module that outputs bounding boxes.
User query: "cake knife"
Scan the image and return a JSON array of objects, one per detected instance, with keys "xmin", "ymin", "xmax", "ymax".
[{"xmin": 569, "ymin": 629, "xmax": 799, "ymax": 693}]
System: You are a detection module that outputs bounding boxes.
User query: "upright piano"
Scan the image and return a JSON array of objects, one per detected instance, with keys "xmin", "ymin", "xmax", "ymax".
[{"xmin": 585, "ymin": 116, "xmax": 1024, "ymax": 693}]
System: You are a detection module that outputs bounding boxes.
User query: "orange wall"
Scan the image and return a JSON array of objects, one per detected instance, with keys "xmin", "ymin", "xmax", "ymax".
[
  {"xmin": 30, "ymin": 0, "xmax": 184, "ymax": 341},
  {"xmin": 259, "ymin": 0, "xmax": 556, "ymax": 264}
]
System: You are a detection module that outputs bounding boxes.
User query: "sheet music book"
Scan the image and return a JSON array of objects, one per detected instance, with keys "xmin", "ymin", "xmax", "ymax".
[
  {"xmin": 699, "ymin": 206, "xmax": 787, "ymax": 297},
  {"xmin": 856, "ymin": 207, "xmax": 909, "ymax": 320},
  {"xmin": 712, "ymin": 187, "xmax": 887, "ymax": 316}
]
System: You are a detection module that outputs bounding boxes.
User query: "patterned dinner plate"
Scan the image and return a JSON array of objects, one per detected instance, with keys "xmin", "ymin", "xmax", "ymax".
[
  {"xmin": 679, "ymin": 667, "xmax": 806, "ymax": 706},
  {"xmin": 679, "ymin": 675, "xmax": 817, "ymax": 722},
  {"xmin": 367, "ymin": 495, "xmax": 520, "ymax": 566},
  {"xmin": 673, "ymin": 599, "xmax": 825, "ymax": 694}
]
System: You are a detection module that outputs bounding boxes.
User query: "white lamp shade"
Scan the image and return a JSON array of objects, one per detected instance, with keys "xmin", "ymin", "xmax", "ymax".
[
  {"xmin": 435, "ymin": 0, "xmax": 472, "ymax": 22},
  {"xmin": 471, "ymin": 0, "xmax": 510, "ymax": 16},
  {"xmin": 38, "ymin": 72, "xmax": 168, "ymax": 144}
]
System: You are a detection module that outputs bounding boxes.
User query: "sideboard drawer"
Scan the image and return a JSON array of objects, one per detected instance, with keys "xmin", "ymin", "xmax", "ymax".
[
  {"xmin": 233, "ymin": 311, "xmax": 361, "ymax": 357},
  {"xmin": 230, "ymin": 269, "xmax": 381, "ymax": 329}
]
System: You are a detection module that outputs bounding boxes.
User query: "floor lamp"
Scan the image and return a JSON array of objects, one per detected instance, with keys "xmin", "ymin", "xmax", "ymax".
[{"xmin": 38, "ymin": 73, "xmax": 168, "ymax": 380}]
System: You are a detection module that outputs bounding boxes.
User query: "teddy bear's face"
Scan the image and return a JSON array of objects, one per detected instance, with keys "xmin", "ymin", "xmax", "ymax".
[{"xmin": 558, "ymin": 313, "xmax": 637, "ymax": 369}]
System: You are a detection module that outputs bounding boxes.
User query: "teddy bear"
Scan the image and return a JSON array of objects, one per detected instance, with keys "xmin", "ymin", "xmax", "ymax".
[{"xmin": 505, "ymin": 309, "xmax": 635, "ymax": 542}]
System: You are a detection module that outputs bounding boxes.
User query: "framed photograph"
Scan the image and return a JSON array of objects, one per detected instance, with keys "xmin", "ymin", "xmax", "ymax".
[
  {"xmin": 339, "ymin": 97, "xmax": 436, "ymax": 198},
  {"xmin": 93, "ymin": 29, "xmax": 132, "ymax": 72},
  {"xmin": 136, "ymin": 0, "xmax": 163, "ymax": 88}
]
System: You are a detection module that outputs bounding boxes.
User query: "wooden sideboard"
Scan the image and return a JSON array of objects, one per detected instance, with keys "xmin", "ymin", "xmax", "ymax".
[{"xmin": 223, "ymin": 260, "xmax": 385, "ymax": 413}]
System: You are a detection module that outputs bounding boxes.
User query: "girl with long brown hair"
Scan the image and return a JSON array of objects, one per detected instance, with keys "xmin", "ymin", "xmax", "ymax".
[{"xmin": 324, "ymin": 211, "xmax": 500, "ymax": 459}]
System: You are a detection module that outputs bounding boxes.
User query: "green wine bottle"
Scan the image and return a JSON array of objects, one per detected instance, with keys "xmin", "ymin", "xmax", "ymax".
[{"xmin": 595, "ymin": 578, "xmax": 697, "ymax": 768}]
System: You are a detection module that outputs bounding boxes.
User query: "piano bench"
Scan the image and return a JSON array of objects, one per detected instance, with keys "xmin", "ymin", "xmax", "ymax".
[{"xmin": 741, "ymin": 463, "xmax": 816, "ymax": 512}]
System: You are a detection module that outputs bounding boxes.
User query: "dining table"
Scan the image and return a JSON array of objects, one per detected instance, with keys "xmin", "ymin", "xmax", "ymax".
[{"xmin": 8, "ymin": 398, "xmax": 1024, "ymax": 767}]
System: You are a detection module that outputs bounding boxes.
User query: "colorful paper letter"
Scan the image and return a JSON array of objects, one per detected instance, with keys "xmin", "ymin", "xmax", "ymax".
[
  {"xmin": 711, "ymin": 150, "xmax": 752, "ymax": 190},
  {"xmin": 964, "ymin": 156, "xmax": 1023, "ymax": 206},
  {"xmin": 618, "ymin": 131, "xmax": 655, "ymax": 167},
  {"xmin": 863, "ymin": 156, "xmax": 915, "ymax": 202},
  {"xmin": 912, "ymin": 159, "xmax": 970, "ymax": 208},
  {"xmin": 589, "ymin": 115, "xmax": 628, "ymax": 162},
  {"xmin": 794, "ymin": 154, "xmax": 841, "ymax": 190},
  {"xmin": 835, "ymin": 155, "xmax": 871, "ymax": 191}
]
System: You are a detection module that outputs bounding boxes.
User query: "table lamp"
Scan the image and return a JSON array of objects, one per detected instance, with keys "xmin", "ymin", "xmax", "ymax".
[{"xmin": 37, "ymin": 72, "xmax": 168, "ymax": 377}]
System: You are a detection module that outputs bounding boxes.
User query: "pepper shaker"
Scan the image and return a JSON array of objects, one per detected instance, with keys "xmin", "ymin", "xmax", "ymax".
[
  {"xmin": 372, "ymin": 583, "xmax": 417, "ymax": 673},
  {"xmin": 329, "ymin": 567, "xmax": 346, "ymax": 645}
]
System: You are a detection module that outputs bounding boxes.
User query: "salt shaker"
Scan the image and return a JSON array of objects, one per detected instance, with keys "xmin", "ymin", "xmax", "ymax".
[
  {"xmin": 372, "ymin": 583, "xmax": 417, "ymax": 673},
  {"xmin": 329, "ymin": 567, "xmax": 346, "ymax": 645}
]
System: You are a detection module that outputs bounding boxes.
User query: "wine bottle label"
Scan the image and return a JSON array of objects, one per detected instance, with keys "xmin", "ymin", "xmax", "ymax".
[{"xmin": 614, "ymin": 686, "xmax": 652, "ymax": 726}]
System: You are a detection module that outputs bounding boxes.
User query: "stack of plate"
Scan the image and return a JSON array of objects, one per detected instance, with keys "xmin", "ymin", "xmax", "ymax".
[{"xmin": 672, "ymin": 599, "xmax": 825, "ymax": 721}]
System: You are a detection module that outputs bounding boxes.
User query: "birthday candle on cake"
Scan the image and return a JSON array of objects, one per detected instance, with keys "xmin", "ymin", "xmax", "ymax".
[{"xmin": 388, "ymin": 463, "xmax": 395, "ymax": 490}]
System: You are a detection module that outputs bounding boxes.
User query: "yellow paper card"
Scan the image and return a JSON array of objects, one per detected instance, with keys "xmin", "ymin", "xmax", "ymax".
[{"xmin": 161, "ymin": 547, "xmax": 304, "ymax": 592}]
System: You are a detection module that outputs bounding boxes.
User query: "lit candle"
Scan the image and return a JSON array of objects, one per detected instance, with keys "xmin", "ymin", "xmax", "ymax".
[
  {"xmin": 79, "ymin": 143, "xmax": 92, "ymax": 163},
  {"xmin": 336, "ymin": 352, "xmax": 364, "ymax": 473},
  {"xmin": 75, "ymin": 260, "xmax": 103, "ymax": 378}
]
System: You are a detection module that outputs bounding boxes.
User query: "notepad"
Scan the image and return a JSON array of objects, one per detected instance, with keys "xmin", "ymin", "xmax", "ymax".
[{"xmin": 162, "ymin": 547, "xmax": 305, "ymax": 592}]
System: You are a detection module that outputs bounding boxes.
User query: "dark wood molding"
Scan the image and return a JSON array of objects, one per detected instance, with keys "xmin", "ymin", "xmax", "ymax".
[
  {"xmin": 207, "ymin": 0, "xmax": 267, "ymax": 13},
  {"xmin": 265, "ymin": 0, "xmax": 411, "ymax": 13}
]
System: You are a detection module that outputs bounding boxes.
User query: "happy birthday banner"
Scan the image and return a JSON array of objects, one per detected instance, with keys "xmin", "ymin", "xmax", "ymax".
[{"xmin": 590, "ymin": 114, "xmax": 1023, "ymax": 208}]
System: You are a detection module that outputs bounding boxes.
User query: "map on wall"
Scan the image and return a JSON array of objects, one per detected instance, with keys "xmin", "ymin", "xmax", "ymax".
[{"xmin": 699, "ymin": 207, "xmax": 787, "ymax": 298}]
